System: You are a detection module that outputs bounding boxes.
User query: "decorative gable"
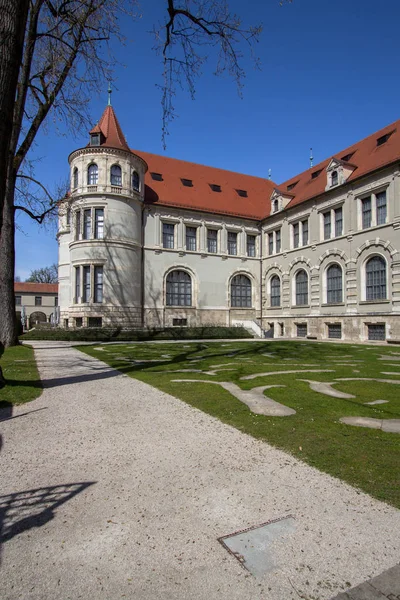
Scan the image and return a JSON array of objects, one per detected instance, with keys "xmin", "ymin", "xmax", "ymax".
[
  {"xmin": 270, "ymin": 188, "xmax": 293, "ymax": 214},
  {"xmin": 325, "ymin": 158, "xmax": 356, "ymax": 190}
]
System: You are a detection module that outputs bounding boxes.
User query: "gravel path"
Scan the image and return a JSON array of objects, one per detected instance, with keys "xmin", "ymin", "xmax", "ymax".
[{"xmin": 1, "ymin": 342, "xmax": 399, "ymax": 600}]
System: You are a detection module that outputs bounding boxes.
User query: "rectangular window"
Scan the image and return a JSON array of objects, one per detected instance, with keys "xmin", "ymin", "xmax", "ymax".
[
  {"xmin": 15, "ymin": 295, "xmax": 21, "ymax": 306},
  {"xmin": 296, "ymin": 323, "xmax": 307, "ymax": 338},
  {"xmin": 54, "ymin": 296, "xmax": 58, "ymax": 306},
  {"xmin": 376, "ymin": 191, "xmax": 387, "ymax": 225},
  {"xmin": 323, "ymin": 211, "xmax": 331, "ymax": 240},
  {"xmin": 83, "ymin": 209, "xmax": 91, "ymax": 239},
  {"xmin": 362, "ymin": 196, "xmax": 372, "ymax": 229},
  {"xmin": 83, "ymin": 265, "xmax": 91, "ymax": 302},
  {"xmin": 162, "ymin": 223, "xmax": 175, "ymax": 249},
  {"xmin": 75, "ymin": 317, "xmax": 83, "ymax": 328},
  {"xmin": 207, "ymin": 229, "xmax": 218, "ymax": 253},
  {"xmin": 302, "ymin": 220, "xmax": 308, "ymax": 246},
  {"xmin": 227, "ymin": 231, "xmax": 237, "ymax": 255},
  {"xmin": 94, "ymin": 266, "xmax": 103, "ymax": 303},
  {"xmin": 247, "ymin": 234, "xmax": 256, "ymax": 257},
  {"xmin": 335, "ymin": 207, "xmax": 343, "ymax": 237},
  {"xmin": 35, "ymin": 296, "xmax": 42, "ymax": 306},
  {"xmin": 328, "ymin": 323, "xmax": 342, "ymax": 339},
  {"xmin": 268, "ymin": 233, "xmax": 274, "ymax": 255},
  {"xmin": 75, "ymin": 266, "xmax": 80, "ymax": 302},
  {"xmin": 186, "ymin": 226, "xmax": 197, "ymax": 251},
  {"xmin": 293, "ymin": 223, "xmax": 299, "ymax": 248},
  {"xmin": 368, "ymin": 323, "xmax": 385, "ymax": 341},
  {"xmin": 88, "ymin": 317, "xmax": 102, "ymax": 328},
  {"xmin": 172, "ymin": 318, "xmax": 188, "ymax": 326},
  {"xmin": 75, "ymin": 211, "xmax": 81, "ymax": 241},
  {"xmin": 94, "ymin": 208, "xmax": 104, "ymax": 239},
  {"xmin": 276, "ymin": 229, "xmax": 281, "ymax": 253}
]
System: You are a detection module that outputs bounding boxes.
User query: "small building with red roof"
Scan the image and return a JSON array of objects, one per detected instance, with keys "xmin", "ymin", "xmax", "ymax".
[
  {"xmin": 57, "ymin": 103, "xmax": 400, "ymax": 342},
  {"xmin": 14, "ymin": 282, "xmax": 58, "ymax": 328}
]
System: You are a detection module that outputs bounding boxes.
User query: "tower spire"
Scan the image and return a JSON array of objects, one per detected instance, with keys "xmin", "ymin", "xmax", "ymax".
[
  {"xmin": 107, "ymin": 81, "xmax": 112, "ymax": 106},
  {"xmin": 310, "ymin": 147, "xmax": 313, "ymax": 168}
]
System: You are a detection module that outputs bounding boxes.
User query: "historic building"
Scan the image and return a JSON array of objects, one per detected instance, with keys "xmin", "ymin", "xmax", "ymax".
[
  {"xmin": 14, "ymin": 282, "xmax": 58, "ymax": 329},
  {"xmin": 58, "ymin": 103, "xmax": 400, "ymax": 342}
]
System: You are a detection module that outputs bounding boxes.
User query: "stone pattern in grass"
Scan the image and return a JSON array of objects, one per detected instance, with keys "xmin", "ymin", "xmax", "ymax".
[
  {"xmin": 79, "ymin": 341, "xmax": 400, "ymax": 508},
  {"xmin": 0, "ymin": 345, "xmax": 42, "ymax": 409}
]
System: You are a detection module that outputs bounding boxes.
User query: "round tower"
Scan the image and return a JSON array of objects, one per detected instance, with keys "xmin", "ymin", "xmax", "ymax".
[{"xmin": 58, "ymin": 102, "xmax": 148, "ymax": 329}]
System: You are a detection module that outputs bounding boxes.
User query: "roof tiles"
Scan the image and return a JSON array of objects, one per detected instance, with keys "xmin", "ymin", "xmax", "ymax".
[{"xmin": 14, "ymin": 283, "xmax": 58, "ymax": 294}]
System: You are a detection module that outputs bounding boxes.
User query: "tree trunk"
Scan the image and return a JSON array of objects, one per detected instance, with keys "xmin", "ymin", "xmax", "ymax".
[
  {"xmin": 0, "ymin": 170, "xmax": 18, "ymax": 348},
  {"xmin": 0, "ymin": 0, "xmax": 29, "ymax": 348}
]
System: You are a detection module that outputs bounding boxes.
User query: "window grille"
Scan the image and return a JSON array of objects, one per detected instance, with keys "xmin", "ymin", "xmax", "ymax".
[
  {"xmin": 366, "ymin": 256, "xmax": 386, "ymax": 300},
  {"xmin": 362, "ymin": 196, "xmax": 372, "ymax": 229},
  {"xmin": 186, "ymin": 226, "xmax": 197, "ymax": 251},
  {"xmin": 162, "ymin": 223, "xmax": 175, "ymax": 249},
  {"xmin": 368, "ymin": 324, "xmax": 386, "ymax": 341},
  {"xmin": 228, "ymin": 231, "xmax": 237, "ymax": 255},
  {"xmin": 207, "ymin": 229, "xmax": 217, "ymax": 253},
  {"xmin": 327, "ymin": 264, "xmax": 343, "ymax": 303},
  {"xmin": 328, "ymin": 323, "xmax": 342, "ymax": 339},
  {"xmin": 231, "ymin": 275, "xmax": 252, "ymax": 307},
  {"xmin": 88, "ymin": 317, "xmax": 102, "ymax": 328},
  {"xmin": 166, "ymin": 271, "xmax": 192, "ymax": 306},
  {"xmin": 270, "ymin": 276, "xmax": 281, "ymax": 307},
  {"xmin": 296, "ymin": 323, "xmax": 307, "ymax": 337},
  {"xmin": 295, "ymin": 270, "xmax": 308, "ymax": 305}
]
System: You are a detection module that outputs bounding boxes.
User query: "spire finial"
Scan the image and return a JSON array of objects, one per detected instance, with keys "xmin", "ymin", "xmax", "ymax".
[
  {"xmin": 310, "ymin": 147, "xmax": 313, "ymax": 168},
  {"xmin": 268, "ymin": 168, "xmax": 272, "ymax": 181},
  {"xmin": 107, "ymin": 81, "xmax": 112, "ymax": 106}
]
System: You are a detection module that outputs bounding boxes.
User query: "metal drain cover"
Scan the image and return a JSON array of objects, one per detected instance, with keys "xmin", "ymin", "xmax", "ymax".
[{"xmin": 218, "ymin": 516, "xmax": 296, "ymax": 577}]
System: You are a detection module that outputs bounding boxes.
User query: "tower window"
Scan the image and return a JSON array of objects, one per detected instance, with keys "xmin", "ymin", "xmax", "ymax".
[
  {"xmin": 132, "ymin": 171, "xmax": 140, "ymax": 191},
  {"xmin": 110, "ymin": 164, "xmax": 122, "ymax": 186}
]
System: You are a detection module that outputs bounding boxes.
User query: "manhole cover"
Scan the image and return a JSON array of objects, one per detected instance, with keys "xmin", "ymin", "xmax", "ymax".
[{"xmin": 218, "ymin": 516, "xmax": 296, "ymax": 577}]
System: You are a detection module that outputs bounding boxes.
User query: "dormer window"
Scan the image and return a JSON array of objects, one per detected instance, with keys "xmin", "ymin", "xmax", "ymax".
[
  {"xmin": 331, "ymin": 170, "xmax": 338, "ymax": 186},
  {"xmin": 209, "ymin": 183, "xmax": 221, "ymax": 192},
  {"xmin": 377, "ymin": 131, "xmax": 394, "ymax": 146},
  {"xmin": 90, "ymin": 133, "xmax": 100, "ymax": 146},
  {"xmin": 272, "ymin": 199, "xmax": 279, "ymax": 213}
]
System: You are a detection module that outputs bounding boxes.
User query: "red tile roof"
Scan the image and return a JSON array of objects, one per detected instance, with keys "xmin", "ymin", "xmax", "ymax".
[
  {"xmin": 14, "ymin": 283, "xmax": 58, "ymax": 294},
  {"xmin": 134, "ymin": 120, "xmax": 400, "ymax": 220},
  {"xmin": 278, "ymin": 120, "xmax": 400, "ymax": 211},
  {"xmin": 134, "ymin": 150, "xmax": 276, "ymax": 220},
  {"xmin": 89, "ymin": 106, "xmax": 130, "ymax": 152}
]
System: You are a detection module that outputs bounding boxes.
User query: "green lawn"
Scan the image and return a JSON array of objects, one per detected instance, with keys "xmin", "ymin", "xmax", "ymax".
[
  {"xmin": 80, "ymin": 340, "xmax": 400, "ymax": 508},
  {"xmin": 0, "ymin": 345, "xmax": 42, "ymax": 409}
]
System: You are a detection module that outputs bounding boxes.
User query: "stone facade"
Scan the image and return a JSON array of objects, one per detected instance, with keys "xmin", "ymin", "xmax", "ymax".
[{"xmin": 58, "ymin": 106, "xmax": 400, "ymax": 342}]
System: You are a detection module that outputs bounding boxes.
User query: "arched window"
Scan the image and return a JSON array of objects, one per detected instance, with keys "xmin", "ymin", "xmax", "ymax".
[
  {"xmin": 231, "ymin": 274, "xmax": 252, "ymax": 308},
  {"xmin": 166, "ymin": 270, "xmax": 192, "ymax": 306},
  {"xmin": 110, "ymin": 164, "xmax": 122, "ymax": 186},
  {"xmin": 331, "ymin": 170, "xmax": 338, "ymax": 186},
  {"xmin": 272, "ymin": 199, "xmax": 279, "ymax": 213},
  {"xmin": 132, "ymin": 171, "xmax": 140, "ymax": 191},
  {"xmin": 366, "ymin": 256, "xmax": 386, "ymax": 300},
  {"xmin": 73, "ymin": 167, "xmax": 78, "ymax": 189},
  {"xmin": 295, "ymin": 270, "xmax": 308, "ymax": 305},
  {"xmin": 87, "ymin": 164, "xmax": 98, "ymax": 185},
  {"xmin": 327, "ymin": 264, "xmax": 343, "ymax": 304},
  {"xmin": 270, "ymin": 275, "xmax": 281, "ymax": 307}
]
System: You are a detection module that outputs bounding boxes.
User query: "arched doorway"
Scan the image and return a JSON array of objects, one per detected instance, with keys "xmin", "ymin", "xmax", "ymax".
[{"xmin": 29, "ymin": 311, "xmax": 47, "ymax": 328}]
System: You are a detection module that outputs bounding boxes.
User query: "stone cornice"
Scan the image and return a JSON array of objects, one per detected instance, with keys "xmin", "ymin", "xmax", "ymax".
[{"xmin": 68, "ymin": 146, "xmax": 148, "ymax": 172}]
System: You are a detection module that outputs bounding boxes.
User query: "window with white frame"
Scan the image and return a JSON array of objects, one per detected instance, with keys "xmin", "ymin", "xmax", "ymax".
[
  {"xmin": 231, "ymin": 274, "xmax": 252, "ymax": 307},
  {"xmin": 110, "ymin": 164, "xmax": 122, "ymax": 186},
  {"xmin": 366, "ymin": 256, "xmax": 387, "ymax": 301},
  {"xmin": 267, "ymin": 228, "xmax": 281, "ymax": 255},
  {"xmin": 321, "ymin": 206, "xmax": 343, "ymax": 240},
  {"xmin": 186, "ymin": 226, "xmax": 197, "ymax": 251},
  {"xmin": 87, "ymin": 163, "xmax": 98, "ymax": 185},
  {"xmin": 359, "ymin": 190, "xmax": 387, "ymax": 229},
  {"xmin": 326, "ymin": 264, "xmax": 343, "ymax": 304},
  {"xmin": 162, "ymin": 223, "xmax": 175, "ymax": 249},
  {"xmin": 295, "ymin": 270, "xmax": 308, "ymax": 305},
  {"xmin": 247, "ymin": 234, "xmax": 256, "ymax": 257},
  {"xmin": 166, "ymin": 270, "xmax": 192, "ymax": 306},
  {"xmin": 270, "ymin": 275, "xmax": 281, "ymax": 307},
  {"xmin": 207, "ymin": 229, "xmax": 218, "ymax": 253},
  {"xmin": 291, "ymin": 219, "xmax": 308, "ymax": 249},
  {"xmin": 227, "ymin": 231, "xmax": 238, "ymax": 255},
  {"xmin": 94, "ymin": 208, "xmax": 104, "ymax": 239}
]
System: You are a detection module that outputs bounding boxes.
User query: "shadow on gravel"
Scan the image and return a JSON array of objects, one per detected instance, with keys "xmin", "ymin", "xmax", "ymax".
[{"xmin": 0, "ymin": 482, "xmax": 96, "ymax": 567}]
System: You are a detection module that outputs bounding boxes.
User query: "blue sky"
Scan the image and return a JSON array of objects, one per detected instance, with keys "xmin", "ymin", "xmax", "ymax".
[{"xmin": 15, "ymin": 0, "xmax": 400, "ymax": 279}]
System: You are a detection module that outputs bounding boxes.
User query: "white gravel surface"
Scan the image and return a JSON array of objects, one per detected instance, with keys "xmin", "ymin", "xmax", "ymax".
[{"xmin": 1, "ymin": 341, "xmax": 399, "ymax": 600}]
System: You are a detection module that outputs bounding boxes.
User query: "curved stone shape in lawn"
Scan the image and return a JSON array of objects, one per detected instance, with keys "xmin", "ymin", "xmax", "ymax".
[
  {"xmin": 171, "ymin": 379, "xmax": 295, "ymax": 416},
  {"xmin": 241, "ymin": 369, "xmax": 334, "ymax": 381},
  {"xmin": 299, "ymin": 380, "xmax": 356, "ymax": 399},
  {"xmin": 336, "ymin": 377, "xmax": 400, "ymax": 385},
  {"xmin": 163, "ymin": 367, "xmax": 236, "ymax": 376},
  {"xmin": 340, "ymin": 417, "xmax": 400, "ymax": 434}
]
